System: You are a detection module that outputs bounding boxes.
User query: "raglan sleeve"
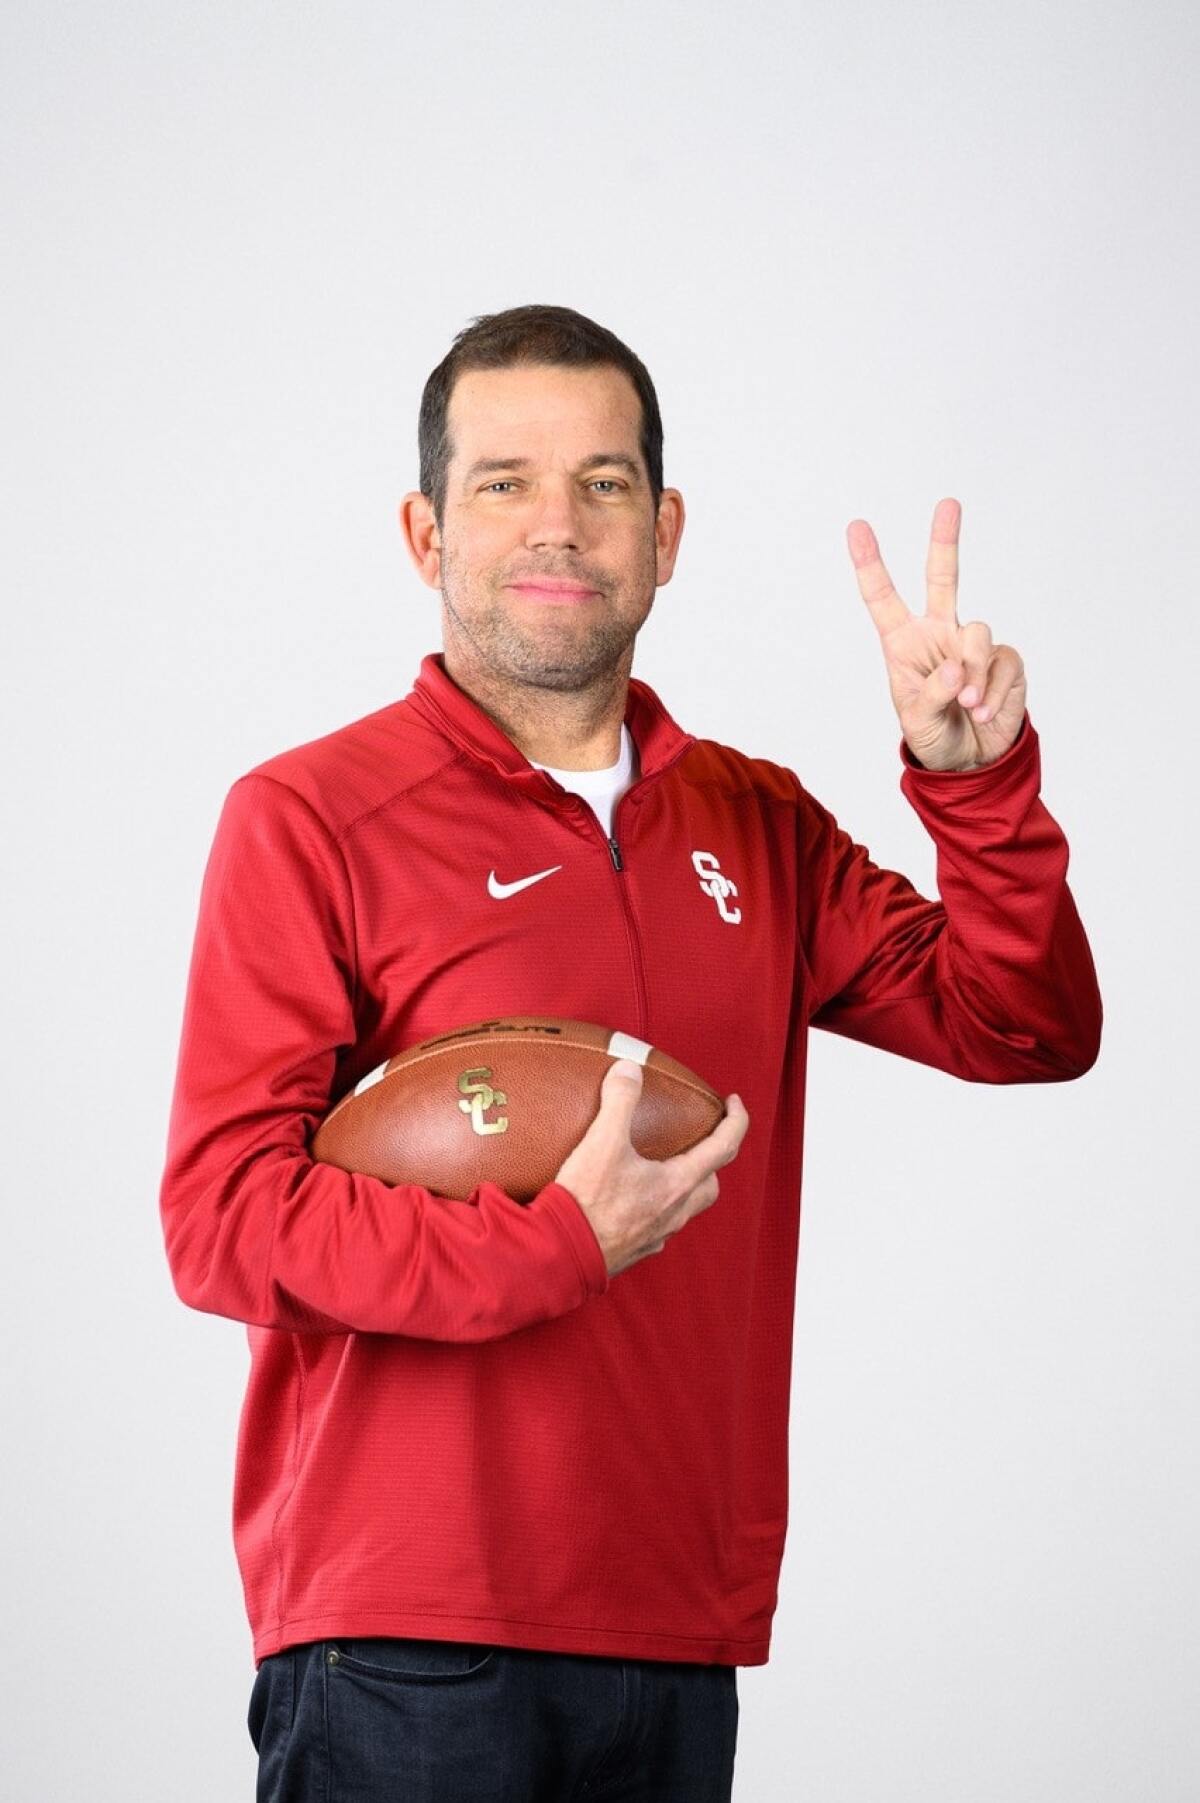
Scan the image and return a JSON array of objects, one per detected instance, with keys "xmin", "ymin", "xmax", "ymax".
[
  {"xmin": 796, "ymin": 713, "xmax": 1103, "ymax": 1082},
  {"xmin": 158, "ymin": 771, "xmax": 610, "ymax": 1339}
]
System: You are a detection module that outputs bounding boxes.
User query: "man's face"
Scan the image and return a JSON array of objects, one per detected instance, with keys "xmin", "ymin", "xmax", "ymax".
[{"xmin": 405, "ymin": 361, "xmax": 684, "ymax": 693}]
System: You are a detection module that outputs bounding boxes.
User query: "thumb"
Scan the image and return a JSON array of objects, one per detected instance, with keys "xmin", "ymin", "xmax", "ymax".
[
  {"xmin": 910, "ymin": 657, "xmax": 963, "ymax": 724},
  {"xmin": 601, "ymin": 1056, "xmax": 644, "ymax": 1119},
  {"xmin": 937, "ymin": 657, "xmax": 963, "ymax": 696}
]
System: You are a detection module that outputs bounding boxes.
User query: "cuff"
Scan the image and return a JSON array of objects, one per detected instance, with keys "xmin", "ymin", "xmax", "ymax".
[
  {"xmin": 533, "ymin": 1180, "xmax": 611, "ymax": 1299},
  {"xmin": 898, "ymin": 710, "xmax": 1041, "ymax": 823}
]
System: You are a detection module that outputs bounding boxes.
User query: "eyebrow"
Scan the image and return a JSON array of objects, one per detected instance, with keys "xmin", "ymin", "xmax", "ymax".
[{"xmin": 461, "ymin": 453, "xmax": 644, "ymax": 488}]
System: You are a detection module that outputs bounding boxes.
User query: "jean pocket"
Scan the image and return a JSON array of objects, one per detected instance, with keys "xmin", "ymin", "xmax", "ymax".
[{"xmin": 326, "ymin": 1637, "xmax": 497, "ymax": 1683}]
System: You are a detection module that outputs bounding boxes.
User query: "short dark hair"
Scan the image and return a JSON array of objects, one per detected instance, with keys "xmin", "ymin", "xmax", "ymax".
[{"xmin": 418, "ymin": 303, "xmax": 664, "ymax": 530}]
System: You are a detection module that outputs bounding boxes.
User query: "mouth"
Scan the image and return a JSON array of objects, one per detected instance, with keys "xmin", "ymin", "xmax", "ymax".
[{"xmin": 506, "ymin": 581, "xmax": 600, "ymax": 604}]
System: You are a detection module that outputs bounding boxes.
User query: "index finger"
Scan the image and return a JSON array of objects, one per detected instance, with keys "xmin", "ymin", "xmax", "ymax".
[
  {"xmin": 846, "ymin": 518, "xmax": 909, "ymax": 637},
  {"xmin": 668, "ymin": 1094, "xmax": 750, "ymax": 1183}
]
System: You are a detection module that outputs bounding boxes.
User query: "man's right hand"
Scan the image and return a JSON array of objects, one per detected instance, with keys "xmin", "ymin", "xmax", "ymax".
[{"xmin": 552, "ymin": 1059, "xmax": 750, "ymax": 1278}]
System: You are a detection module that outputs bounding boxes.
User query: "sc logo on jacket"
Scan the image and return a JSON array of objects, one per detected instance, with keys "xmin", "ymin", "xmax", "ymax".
[{"xmin": 692, "ymin": 850, "xmax": 742, "ymax": 925}]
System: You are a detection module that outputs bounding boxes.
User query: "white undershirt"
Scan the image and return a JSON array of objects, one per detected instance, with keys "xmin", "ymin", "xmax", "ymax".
[{"xmin": 529, "ymin": 722, "xmax": 639, "ymax": 839}]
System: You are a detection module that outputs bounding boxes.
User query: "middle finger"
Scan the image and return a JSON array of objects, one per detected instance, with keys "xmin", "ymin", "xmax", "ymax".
[{"xmin": 925, "ymin": 497, "xmax": 961, "ymax": 625}]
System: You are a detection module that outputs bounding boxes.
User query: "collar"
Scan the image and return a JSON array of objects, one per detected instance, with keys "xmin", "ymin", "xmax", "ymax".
[{"xmin": 405, "ymin": 651, "xmax": 696, "ymax": 807}]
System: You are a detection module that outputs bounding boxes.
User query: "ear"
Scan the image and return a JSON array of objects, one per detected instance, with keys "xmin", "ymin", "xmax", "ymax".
[
  {"xmin": 653, "ymin": 488, "xmax": 686, "ymax": 587},
  {"xmin": 399, "ymin": 491, "xmax": 443, "ymax": 588}
]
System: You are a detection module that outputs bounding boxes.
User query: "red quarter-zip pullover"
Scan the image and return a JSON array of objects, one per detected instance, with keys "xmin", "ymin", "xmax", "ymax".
[{"xmin": 159, "ymin": 652, "xmax": 1102, "ymax": 1667}]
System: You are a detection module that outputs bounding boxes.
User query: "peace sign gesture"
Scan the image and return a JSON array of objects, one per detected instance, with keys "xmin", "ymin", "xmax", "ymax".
[{"xmin": 846, "ymin": 498, "xmax": 1027, "ymax": 771}]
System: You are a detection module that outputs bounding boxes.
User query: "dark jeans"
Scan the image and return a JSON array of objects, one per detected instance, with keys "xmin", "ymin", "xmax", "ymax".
[{"xmin": 248, "ymin": 1635, "xmax": 739, "ymax": 1801}]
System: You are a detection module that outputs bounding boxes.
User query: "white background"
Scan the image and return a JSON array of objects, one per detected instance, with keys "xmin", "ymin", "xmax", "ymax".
[{"xmin": 3, "ymin": 2, "xmax": 1197, "ymax": 1798}]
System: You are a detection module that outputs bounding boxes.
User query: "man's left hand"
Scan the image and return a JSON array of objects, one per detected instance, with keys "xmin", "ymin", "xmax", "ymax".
[{"xmin": 846, "ymin": 497, "xmax": 1027, "ymax": 771}]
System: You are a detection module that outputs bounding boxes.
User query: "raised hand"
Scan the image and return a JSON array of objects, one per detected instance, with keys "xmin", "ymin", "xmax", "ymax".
[{"xmin": 846, "ymin": 497, "xmax": 1027, "ymax": 771}]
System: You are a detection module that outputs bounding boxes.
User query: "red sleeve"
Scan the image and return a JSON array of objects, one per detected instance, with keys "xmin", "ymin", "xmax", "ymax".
[
  {"xmin": 158, "ymin": 773, "xmax": 609, "ymax": 1338},
  {"xmin": 798, "ymin": 713, "xmax": 1103, "ymax": 1082}
]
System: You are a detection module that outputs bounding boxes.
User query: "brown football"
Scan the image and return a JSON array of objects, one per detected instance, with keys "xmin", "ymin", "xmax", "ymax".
[{"xmin": 310, "ymin": 1016, "xmax": 725, "ymax": 1204}]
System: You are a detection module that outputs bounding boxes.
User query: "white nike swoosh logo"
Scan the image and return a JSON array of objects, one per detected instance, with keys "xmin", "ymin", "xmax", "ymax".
[{"xmin": 487, "ymin": 864, "xmax": 563, "ymax": 899}]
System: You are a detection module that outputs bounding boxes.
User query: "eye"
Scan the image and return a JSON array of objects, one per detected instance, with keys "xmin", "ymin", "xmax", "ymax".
[
  {"xmin": 485, "ymin": 480, "xmax": 518, "ymax": 493},
  {"xmin": 590, "ymin": 479, "xmax": 622, "ymax": 494}
]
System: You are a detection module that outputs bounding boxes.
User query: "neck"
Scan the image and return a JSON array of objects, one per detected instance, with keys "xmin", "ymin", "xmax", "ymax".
[{"xmin": 440, "ymin": 641, "xmax": 631, "ymax": 771}]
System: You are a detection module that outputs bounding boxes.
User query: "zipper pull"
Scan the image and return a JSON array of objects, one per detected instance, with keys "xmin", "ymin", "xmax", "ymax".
[{"xmin": 608, "ymin": 837, "xmax": 624, "ymax": 871}]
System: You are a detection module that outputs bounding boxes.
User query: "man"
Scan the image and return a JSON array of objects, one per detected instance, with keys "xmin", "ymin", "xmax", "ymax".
[{"xmin": 159, "ymin": 304, "xmax": 1102, "ymax": 1801}]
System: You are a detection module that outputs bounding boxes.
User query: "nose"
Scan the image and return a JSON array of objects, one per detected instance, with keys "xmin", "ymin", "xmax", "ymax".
[{"xmin": 524, "ymin": 476, "xmax": 584, "ymax": 552}]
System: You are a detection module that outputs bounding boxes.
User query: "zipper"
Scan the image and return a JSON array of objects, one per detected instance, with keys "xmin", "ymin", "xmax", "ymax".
[
  {"xmin": 569, "ymin": 738, "xmax": 695, "ymax": 1038},
  {"xmin": 581, "ymin": 803, "xmax": 645, "ymax": 1034}
]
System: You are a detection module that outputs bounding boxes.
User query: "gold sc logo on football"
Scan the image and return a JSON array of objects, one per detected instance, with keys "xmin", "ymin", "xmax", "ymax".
[{"xmin": 457, "ymin": 1067, "xmax": 509, "ymax": 1135}]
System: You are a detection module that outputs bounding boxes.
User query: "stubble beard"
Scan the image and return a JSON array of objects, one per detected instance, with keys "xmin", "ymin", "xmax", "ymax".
[{"xmin": 439, "ymin": 540, "xmax": 658, "ymax": 696}]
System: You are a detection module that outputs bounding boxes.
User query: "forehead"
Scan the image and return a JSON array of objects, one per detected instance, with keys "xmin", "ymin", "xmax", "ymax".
[{"xmin": 446, "ymin": 363, "xmax": 643, "ymax": 463}]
